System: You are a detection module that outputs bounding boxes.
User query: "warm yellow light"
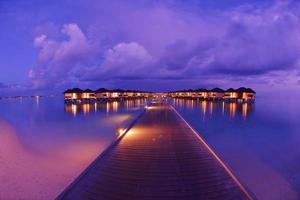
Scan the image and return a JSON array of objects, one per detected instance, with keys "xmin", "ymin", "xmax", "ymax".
[
  {"xmin": 106, "ymin": 102, "xmax": 110, "ymax": 113},
  {"xmin": 112, "ymin": 93, "xmax": 119, "ymax": 98},
  {"xmin": 201, "ymin": 101, "xmax": 207, "ymax": 115},
  {"xmin": 71, "ymin": 104, "xmax": 77, "ymax": 117},
  {"xmin": 229, "ymin": 103, "xmax": 237, "ymax": 119},
  {"xmin": 242, "ymin": 103, "xmax": 248, "ymax": 120},
  {"xmin": 116, "ymin": 128, "xmax": 126, "ymax": 137},
  {"xmin": 72, "ymin": 93, "xmax": 76, "ymax": 99},
  {"xmin": 94, "ymin": 102, "xmax": 97, "ymax": 112},
  {"xmin": 112, "ymin": 101, "xmax": 118, "ymax": 112},
  {"xmin": 222, "ymin": 102, "xmax": 225, "ymax": 115},
  {"xmin": 209, "ymin": 102, "xmax": 213, "ymax": 115},
  {"xmin": 83, "ymin": 104, "xmax": 90, "ymax": 115}
]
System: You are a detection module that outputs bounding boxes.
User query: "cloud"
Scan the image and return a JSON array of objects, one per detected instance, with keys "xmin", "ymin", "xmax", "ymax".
[
  {"xmin": 29, "ymin": 23, "xmax": 96, "ymax": 89},
  {"xmin": 25, "ymin": 0, "xmax": 300, "ymax": 92},
  {"xmin": 81, "ymin": 42, "xmax": 155, "ymax": 80},
  {"xmin": 202, "ymin": 2, "xmax": 300, "ymax": 75},
  {"xmin": 102, "ymin": 42, "xmax": 154, "ymax": 75},
  {"xmin": 161, "ymin": 1, "xmax": 300, "ymax": 78}
]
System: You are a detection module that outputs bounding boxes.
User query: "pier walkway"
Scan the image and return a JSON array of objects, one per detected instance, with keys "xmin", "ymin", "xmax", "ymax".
[{"xmin": 58, "ymin": 102, "xmax": 252, "ymax": 200}]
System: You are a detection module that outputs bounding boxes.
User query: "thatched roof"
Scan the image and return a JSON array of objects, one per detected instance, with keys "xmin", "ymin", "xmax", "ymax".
[
  {"xmin": 64, "ymin": 88, "xmax": 83, "ymax": 94},
  {"xmin": 95, "ymin": 88, "xmax": 109, "ymax": 93},
  {"xmin": 209, "ymin": 88, "xmax": 225, "ymax": 93},
  {"xmin": 236, "ymin": 87, "xmax": 256, "ymax": 94},
  {"xmin": 84, "ymin": 89, "xmax": 94, "ymax": 93},
  {"xmin": 195, "ymin": 88, "xmax": 208, "ymax": 92},
  {"xmin": 64, "ymin": 89, "xmax": 73, "ymax": 94},
  {"xmin": 226, "ymin": 88, "xmax": 236, "ymax": 92},
  {"xmin": 111, "ymin": 89, "xmax": 125, "ymax": 93}
]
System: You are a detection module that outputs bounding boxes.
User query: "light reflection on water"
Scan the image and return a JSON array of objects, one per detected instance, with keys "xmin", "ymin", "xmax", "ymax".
[
  {"xmin": 2, "ymin": 95, "xmax": 300, "ymax": 200},
  {"xmin": 173, "ymin": 98, "xmax": 254, "ymax": 120},
  {"xmin": 172, "ymin": 97, "xmax": 300, "ymax": 200},
  {"xmin": 64, "ymin": 99, "xmax": 147, "ymax": 117},
  {"xmin": 0, "ymin": 97, "xmax": 147, "ymax": 200}
]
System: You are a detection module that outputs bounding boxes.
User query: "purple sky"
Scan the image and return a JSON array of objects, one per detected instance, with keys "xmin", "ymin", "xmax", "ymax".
[{"xmin": 1, "ymin": 0, "xmax": 300, "ymax": 95}]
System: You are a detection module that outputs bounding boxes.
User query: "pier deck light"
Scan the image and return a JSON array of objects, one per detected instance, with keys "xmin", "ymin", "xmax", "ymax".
[{"xmin": 117, "ymin": 128, "xmax": 126, "ymax": 137}]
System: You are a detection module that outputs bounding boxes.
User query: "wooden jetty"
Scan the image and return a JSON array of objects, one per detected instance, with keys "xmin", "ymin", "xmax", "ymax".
[{"xmin": 58, "ymin": 101, "xmax": 252, "ymax": 200}]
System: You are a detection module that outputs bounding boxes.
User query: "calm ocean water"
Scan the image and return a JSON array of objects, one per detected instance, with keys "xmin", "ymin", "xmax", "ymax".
[
  {"xmin": 0, "ymin": 97, "xmax": 147, "ymax": 199},
  {"xmin": 171, "ymin": 95, "xmax": 300, "ymax": 200},
  {"xmin": 0, "ymin": 95, "xmax": 300, "ymax": 200}
]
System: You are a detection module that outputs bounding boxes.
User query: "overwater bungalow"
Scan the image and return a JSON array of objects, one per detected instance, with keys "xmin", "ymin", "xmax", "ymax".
[
  {"xmin": 110, "ymin": 89, "xmax": 124, "ymax": 99},
  {"xmin": 186, "ymin": 89, "xmax": 194, "ymax": 98},
  {"xmin": 144, "ymin": 92, "xmax": 152, "ymax": 98},
  {"xmin": 64, "ymin": 88, "xmax": 84, "ymax": 100},
  {"xmin": 168, "ymin": 89, "xmax": 205, "ymax": 99},
  {"xmin": 236, "ymin": 87, "xmax": 256, "ymax": 102},
  {"xmin": 82, "ymin": 89, "xmax": 96, "ymax": 99},
  {"xmin": 224, "ymin": 88, "xmax": 238, "ymax": 101},
  {"xmin": 95, "ymin": 88, "xmax": 110, "ymax": 99},
  {"xmin": 191, "ymin": 90, "xmax": 198, "ymax": 98},
  {"xmin": 136, "ymin": 91, "xmax": 143, "ymax": 97},
  {"xmin": 195, "ymin": 88, "xmax": 208, "ymax": 99},
  {"xmin": 176, "ymin": 89, "xmax": 193, "ymax": 98},
  {"xmin": 140, "ymin": 92, "xmax": 147, "ymax": 98},
  {"xmin": 128, "ymin": 90, "xmax": 153, "ymax": 98},
  {"xmin": 208, "ymin": 88, "xmax": 225, "ymax": 100},
  {"xmin": 167, "ymin": 87, "xmax": 255, "ymax": 103},
  {"xmin": 166, "ymin": 91, "xmax": 176, "ymax": 98},
  {"xmin": 65, "ymin": 87, "xmax": 152, "ymax": 103},
  {"xmin": 123, "ymin": 90, "xmax": 134, "ymax": 98},
  {"xmin": 175, "ymin": 90, "xmax": 184, "ymax": 98}
]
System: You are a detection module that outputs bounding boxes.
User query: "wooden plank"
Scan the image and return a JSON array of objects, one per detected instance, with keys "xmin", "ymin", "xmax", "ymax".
[{"xmin": 57, "ymin": 102, "xmax": 252, "ymax": 200}]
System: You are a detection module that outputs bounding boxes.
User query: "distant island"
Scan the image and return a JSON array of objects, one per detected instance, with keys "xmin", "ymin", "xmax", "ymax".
[
  {"xmin": 64, "ymin": 87, "xmax": 255, "ymax": 103},
  {"xmin": 0, "ymin": 95, "xmax": 44, "ymax": 100}
]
